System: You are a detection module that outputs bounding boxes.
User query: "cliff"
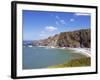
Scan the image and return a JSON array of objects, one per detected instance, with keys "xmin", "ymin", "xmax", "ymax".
[{"xmin": 33, "ymin": 28, "xmax": 91, "ymax": 48}]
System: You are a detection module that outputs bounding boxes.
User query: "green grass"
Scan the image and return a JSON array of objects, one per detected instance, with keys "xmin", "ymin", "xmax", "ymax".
[{"xmin": 48, "ymin": 57, "xmax": 91, "ymax": 68}]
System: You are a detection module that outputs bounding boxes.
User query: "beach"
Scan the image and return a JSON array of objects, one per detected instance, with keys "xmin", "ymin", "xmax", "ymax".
[
  {"xmin": 42, "ymin": 46, "xmax": 91, "ymax": 57},
  {"xmin": 67, "ymin": 48, "xmax": 91, "ymax": 57}
]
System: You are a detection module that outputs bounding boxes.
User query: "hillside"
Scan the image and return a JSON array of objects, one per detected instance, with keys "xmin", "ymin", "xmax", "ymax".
[{"xmin": 33, "ymin": 28, "xmax": 91, "ymax": 48}]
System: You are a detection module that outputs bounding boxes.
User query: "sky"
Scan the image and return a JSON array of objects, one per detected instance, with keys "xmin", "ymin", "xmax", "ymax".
[{"xmin": 23, "ymin": 10, "xmax": 91, "ymax": 40}]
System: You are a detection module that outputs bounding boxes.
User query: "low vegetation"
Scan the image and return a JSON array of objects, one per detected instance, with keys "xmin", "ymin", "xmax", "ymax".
[{"xmin": 48, "ymin": 57, "xmax": 91, "ymax": 68}]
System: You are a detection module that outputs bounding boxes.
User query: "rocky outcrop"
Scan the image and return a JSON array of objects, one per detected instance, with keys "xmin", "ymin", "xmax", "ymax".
[
  {"xmin": 33, "ymin": 28, "xmax": 91, "ymax": 48},
  {"xmin": 35, "ymin": 34, "xmax": 59, "ymax": 46}
]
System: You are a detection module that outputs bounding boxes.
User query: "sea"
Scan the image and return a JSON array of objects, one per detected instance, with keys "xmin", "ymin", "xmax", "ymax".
[{"xmin": 23, "ymin": 46, "xmax": 86, "ymax": 69}]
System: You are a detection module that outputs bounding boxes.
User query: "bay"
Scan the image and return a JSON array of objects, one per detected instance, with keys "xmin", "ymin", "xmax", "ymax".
[{"xmin": 23, "ymin": 46, "xmax": 86, "ymax": 69}]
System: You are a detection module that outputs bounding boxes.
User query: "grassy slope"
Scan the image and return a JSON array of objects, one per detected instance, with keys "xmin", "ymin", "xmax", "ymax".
[{"xmin": 48, "ymin": 57, "xmax": 91, "ymax": 68}]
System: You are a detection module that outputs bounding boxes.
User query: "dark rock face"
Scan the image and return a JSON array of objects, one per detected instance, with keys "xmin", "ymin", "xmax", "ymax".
[
  {"xmin": 80, "ymin": 29, "xmax": 91, "ymax": 48},
  {"xmin": 56, "ymin": 32, "xmax": 80, "ymax": 47},
  {"xmin": 56, "ymin": 29, "xmax": 91, "ymax": 48},
  {"xmin": 33, "ymin": 29, "xmax": 91, "ymax": 48}
]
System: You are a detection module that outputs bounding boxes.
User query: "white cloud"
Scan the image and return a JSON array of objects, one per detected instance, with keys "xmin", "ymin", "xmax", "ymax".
[
  {"xmin": 56, "ymin": 15, "xmax": 60, "ymax": 20},
  {"xmin": 70, "ymin": 18, "xmax": 74, "ymax": 22},
  {"xmin": 60, "ymin": 20, "xmax": 66, "ymax": 24},
  {"xmin": 39, "ymin": 34, "xmax": 45, "ymax": 37},
  {"xmin": 41, "ymin": 31, "xmax": 45, "ymax": 34},
  {"xmin": 75, "ymin": 13, "xmax": 90, "ymax": 16},
  {"xmin": 56, "ymin": 21, "xmax": 59, "ymax": 25},
  {"xmin": 45, "ymin": 26, "xmax": 57, "ymax": 32},
  {"xmin": 39, "ymin": 31, "xmax": 46, "ymax": 37}
]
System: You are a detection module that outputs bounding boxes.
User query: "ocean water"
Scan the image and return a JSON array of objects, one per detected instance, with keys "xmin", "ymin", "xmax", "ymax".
[{"xmin": 23, "ymin": 46, "xmax": 86, "ymax": 69}]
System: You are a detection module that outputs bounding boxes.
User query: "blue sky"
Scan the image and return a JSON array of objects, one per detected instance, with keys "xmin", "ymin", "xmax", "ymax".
[{"xmin": 23, "ymin": 10, "xmax": 91, "ymax": 40}]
